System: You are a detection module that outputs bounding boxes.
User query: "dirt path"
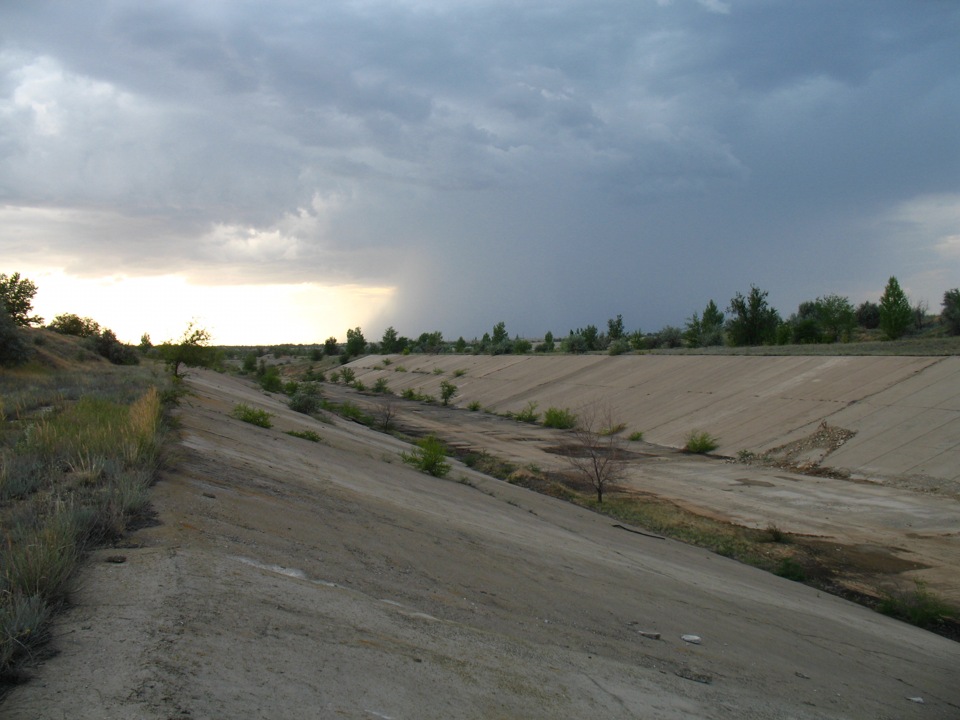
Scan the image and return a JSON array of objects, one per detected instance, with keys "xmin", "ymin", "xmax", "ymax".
[{"xmin": 4, "ymin": 370, "xmax": 959, "ymax": 718}]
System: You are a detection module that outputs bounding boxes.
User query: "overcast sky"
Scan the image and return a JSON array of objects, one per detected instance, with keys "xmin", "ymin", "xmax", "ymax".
[{"xmin": 1, "ymin": 0, "xmax": 958, "ymax": 344}]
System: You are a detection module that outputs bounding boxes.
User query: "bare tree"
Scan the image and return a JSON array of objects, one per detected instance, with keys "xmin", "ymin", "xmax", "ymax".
[
  {"xmin": 563, "ymin": 403, "xmax": 626, "ymax": 504},
  {"xmin": 374, "ymin": 395, "xmax": 399, "ymax": 431}
]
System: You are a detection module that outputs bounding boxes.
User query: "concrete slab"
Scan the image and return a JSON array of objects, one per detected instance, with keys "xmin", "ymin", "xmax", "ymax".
[{"xmin": 351, "ymin": 354, "xmax": 960, "ymax": 486}]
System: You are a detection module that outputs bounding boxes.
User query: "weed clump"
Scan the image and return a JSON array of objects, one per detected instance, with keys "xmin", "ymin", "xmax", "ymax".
[
  {"xmin": 401, "ymin": 435, "xmax": 451, "ymax": 477},
  {"xmin": 878, "ymin": 580, "xmax": 954, "ymax": 629},
  {"xmin": 684, "ymin": 430, "xmax": 719, "ymax": 454},
  {"xmin": 543, "ymin": 407, "xmax": 576, "ymax": 429}
]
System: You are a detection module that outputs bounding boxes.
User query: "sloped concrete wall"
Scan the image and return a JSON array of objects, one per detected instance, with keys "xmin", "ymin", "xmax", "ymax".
[{"xmin": 348, "ymin": 354, "xmax": 959, "ymax": 484}]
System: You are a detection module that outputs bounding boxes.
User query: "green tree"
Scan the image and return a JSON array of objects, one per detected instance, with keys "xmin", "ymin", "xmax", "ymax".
[
  {"xmin": 726, "ymin": 286, "xmax": 781, "ymax": 346},
  {"xmin": 536, "ymin": 330, "xmax": 555, "ymax": 353},
  {"xmin": 941, "ymin": 289, "xmax": 960, "ymax": 335},
  {"xmin": 381, "ymin": 326, "xmax": 400, "ymax": 353},
  {"xmin": 581, "ymin": 324, "xmax": 599, "ymax": 351},
  {"xmin": 855, "ymin": 301, "xmax": 880, "ymax": 329},
  {"xmin": 816, "ymin": 294, "xmax": 856, "ymax": 342},
  {"xmin": 345, "ymin": 327, "xmax": 366, "ymax": 357},
  {"xmin": 454, "ymin": 336, "xmax": 467, "ymax": 353},
  {"xmin": 491, "ymin": 321, "xmax": 508, "ymax": 345},
  {"xmin": 686, "ymin": 301, "xmax": 725, "ymax": 347},
  {"xmin": 417, "ymin": 331, "xmax": 444, "ymax": 354},
  {"xmin": 607, "ymin": 314, "xmax": 624, "ymax": 341},
  {"xmin": 159, "ymin": 322, "xmax": 214, "ymax": 378},
  {"xmin": 878, "ymin": 277, "xmax": 912, "ymax": 340},
  {"xmin": 0, "ymin": 272, "xmax": 42, "ymax": 327}
]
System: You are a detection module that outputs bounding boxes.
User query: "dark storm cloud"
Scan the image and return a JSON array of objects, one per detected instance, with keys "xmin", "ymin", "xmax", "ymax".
[{"xmin": 1, "ymin": 0, "xmax": 957, "ymax": 338}]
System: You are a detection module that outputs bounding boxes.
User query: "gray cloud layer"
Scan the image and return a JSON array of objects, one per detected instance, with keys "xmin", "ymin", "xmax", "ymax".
[{"xmin": 1, "ymin": 0, "xmax": 958, "ymax": 338}]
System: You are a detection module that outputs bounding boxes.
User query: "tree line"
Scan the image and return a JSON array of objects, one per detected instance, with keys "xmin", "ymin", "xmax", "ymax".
[
  {"xmin": 3, "ymin": 271, "xmax": 960, "ymax": 370},
  {"xmin": 329, "ymin": 276, "xmax": 960, "ymax": 359}
]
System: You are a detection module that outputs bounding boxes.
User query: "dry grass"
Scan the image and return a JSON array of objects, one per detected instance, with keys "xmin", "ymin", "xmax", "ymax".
[{"xmin": 0, "ymin": 338, "xmax": 168, "ymax": 677}]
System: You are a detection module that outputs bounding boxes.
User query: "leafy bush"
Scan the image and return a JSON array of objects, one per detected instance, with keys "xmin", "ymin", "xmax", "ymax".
[
  {"xmin": 467, "ymin": 401, "xmax": 482, "ymax": 411},
  {"xmin": 339, "ymin": 367, "xmax": 356, "ymax": 384},
  {"xmin": 373, "ymin": 377, "xmax": 391, "ymax": 394},
  {"xmin": 232, "ymin": 403, "xmax": 273, "ymax": 428},
  {"xmin": 543, "ymin": 407, "xmax": 577, "ymax": 429},
  {"xmin": 684, "ymin": 430, "xmax": 718, "ymax": 453},
  {"xmin": 401, "ymin": 435, "xmax": 451, "ymax": 477},
  {"xmin": 628, "ymin": 431, "xmax": 644, "ymax": 442}
]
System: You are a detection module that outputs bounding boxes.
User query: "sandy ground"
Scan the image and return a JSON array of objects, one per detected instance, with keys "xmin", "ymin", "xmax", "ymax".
[{"xmin": 4, "ymin": 368, "xmax": 960, "ymax": 719}]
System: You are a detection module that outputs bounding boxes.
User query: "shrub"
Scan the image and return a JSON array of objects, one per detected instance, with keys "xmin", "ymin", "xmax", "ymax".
[
  {"xmin": 628, "ymin": 431, "xmax": 644, "ymax": 442},
  {"xmin": 684, "ymin": 430, "xmax": 718, "ymax": 453},
  {"xmin": 231, "ymin": 403, "xmax": 273, "ymax": 428},
  {"xmin": 401, "ymin": 435, "xmax": 451, "ymax": 477},
  {"xmin": 775, "ymin": 557, "xmax": 806, "ymax": 582},
  {"xmin": 260, "ymin": 367, "xmax": 283, "ymax": 392},
  {"xmin": 514, "ymin": 401, "xmax": 539, "ymax": 423},
  {"xmin": 607, "ymin": 339, "xmax": 630, "ymax": 356},
  {"xmin": 289, "ymin": 387, "xmax": 322, "ymax": 415},
  {"xmin": 942, "ymin": 289, "xmax": 960, "ymax": 335},
  {"xmin": 87, "ymin": 329, "xmax": 140, "ymax": 365},
  {"xmin": 600, "ymin": 422, "xmax": 627, "ymax": 436},
  {"xmin": 0, "ymin": 308, "xmax": 33, "ymax": 367},
  {"xmin": 373, "ymin": 377, "xmax": 391, "ymax": 394},
  {"xmin": 467, "ymin": 401, "xmax": 482, "ymax": 411},
  {"xmin": 339, "ymin": 367, "xmax": 356, "ymax": 384},
  {"xmin": 453, "ymin": 369, "xmax": 466, "ymax": 377},
  {"xmin": 334, "ymin": 401, "xmax": 372, "ymax": 425},
  {"xmin": 543, "ymin": 407, "xmax": 577, "ymax": 429}
]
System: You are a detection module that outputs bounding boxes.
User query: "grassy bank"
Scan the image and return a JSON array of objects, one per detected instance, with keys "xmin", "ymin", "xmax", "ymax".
[{"xmin": 0, "ymin": 339, "xmax": 168, "ymax": 678}]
